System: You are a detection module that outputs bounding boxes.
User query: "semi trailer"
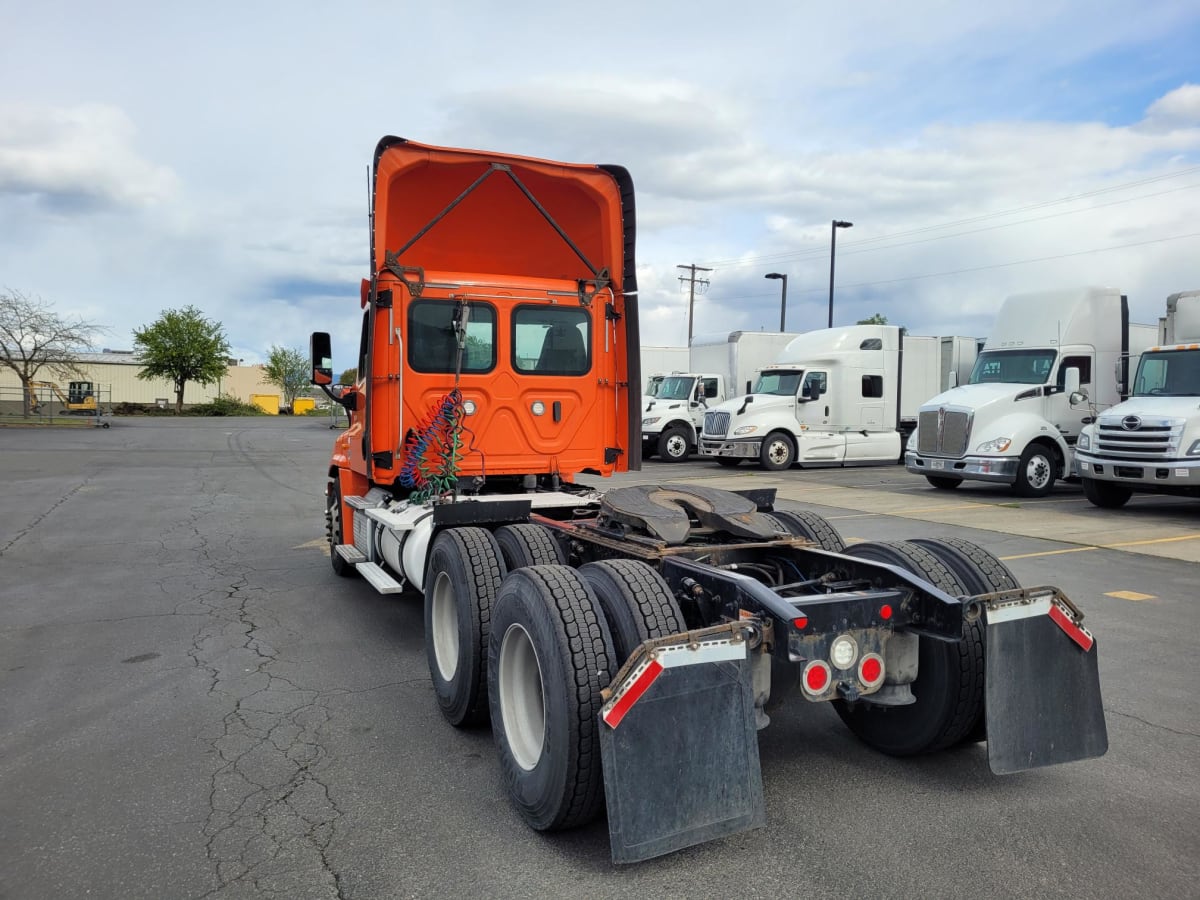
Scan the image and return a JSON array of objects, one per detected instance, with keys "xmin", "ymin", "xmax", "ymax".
[{"xmin": 312, "ymin": 137, "xmax": 1107, "ymax": 863}]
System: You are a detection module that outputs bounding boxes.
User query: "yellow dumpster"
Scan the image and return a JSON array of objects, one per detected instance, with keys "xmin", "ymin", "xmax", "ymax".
[
  {"xmin": 292, "ymin": 397, "xmax": 316, "ymax": 415},
  {"xmin": 250, "ymin": 393, "xmax": 281, "ymax": 415}
]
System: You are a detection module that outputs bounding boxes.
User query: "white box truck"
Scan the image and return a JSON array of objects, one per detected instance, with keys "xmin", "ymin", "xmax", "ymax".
[
  {"xmin": 1074, "ymin": 290, "xmax": 1200, "ymax": 506},
  {"xmin": 642, "ymin": 331, "xmax": 799, "ymax": 462},
  {"xmin": 906, "ymin": 286, "xmax": 1156, "ymax": 496},
  {"xmin": 697, "ymin": 325, "xmax": 976, "ymax": 470},
  {"xmin": 641, "ymin": 345, "xmax": 690, "ymax": 397}
]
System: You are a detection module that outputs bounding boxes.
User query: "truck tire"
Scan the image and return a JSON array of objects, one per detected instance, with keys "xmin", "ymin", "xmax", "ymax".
[
  {"xmin": 766, "ymin": 509, "xmax": 846, "ymax": 552},
  {"xmin": 1014, "ymin": 442, "xmax": 1056, "ymax": 498},
  {"xmin": 424, "ymin": 527, "xmax": 507, "ymax": 727},
  {"xmin": 325, "ymin": 476, "xmax": 355, "ymax": 578},
  {"xmin": 657, "ymin": 425, "xmax": 691, "ymax": 462},
  {"xmin": 488, "ymin": 565, "xmax": 616, "ymax": 831},
  {"xmin": 925, "ymin": 475, "xmax": 962, "ymax": 490},
  {"xmin": 494, "ymin": 523, "xmax": 564, "ymax": 569},
  {"xmin": 715, "ymin": 457, "xmax": 742, "ymax": 468},
  {"xmin": 579, "ymin": 559, "xmax": 685, "ymax": 662},
  {"xmin": 909, "ymin": 537, "xmax": 1019, "ymax": 745},
  {"xmin": 1082, "ymin": 477, "xmax": 1133, "ymax": 509},
  {"xmin": 834, "ymin": 541, "xmax": 984, "ymax": 756},
  {"xmin": 759, "ymin": 431, "xmax": 796, "ymax": 471}
]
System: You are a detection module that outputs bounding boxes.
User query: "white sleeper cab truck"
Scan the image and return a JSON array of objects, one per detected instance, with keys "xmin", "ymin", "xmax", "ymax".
[
  {"xmin": 1075, "ymin": 290, "xmax": 1200, "ymax": 507},
  {"xmin": 698, "ymin": 325, "xmax": 972, "ymax": 470},
  {"xmin": 643, "ymin": 331, "xmax": 799, "ymax": 462},
  {"xmin": 906, "ymin": 286, "xmax": 1156, "ymax": 497}
]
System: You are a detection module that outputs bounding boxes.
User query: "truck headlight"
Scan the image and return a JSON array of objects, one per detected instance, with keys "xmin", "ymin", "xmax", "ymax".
[
  {"xmin": 1077, "ymin": 433, "xmax": 1091, "ymax": 451},
  {"xmin": 642, "ymin": 416, "xmax": 661, "ymax": 426},
  {"xmin": 734, "ymin": 425, "xmax": 758, "ymax": 435},
  {"xmin": 976, "ymin": 437, "xmax": 1011, "ymax": 453}
]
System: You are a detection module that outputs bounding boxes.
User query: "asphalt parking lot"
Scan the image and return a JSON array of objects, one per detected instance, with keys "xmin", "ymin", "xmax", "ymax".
[{"xmin": 2, "ymin": 419, "xmax": 1197, "ymax": 899}]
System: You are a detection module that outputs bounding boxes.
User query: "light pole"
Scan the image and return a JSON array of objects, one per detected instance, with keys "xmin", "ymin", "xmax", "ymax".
[
  {"xmin": 828, "ymin": 219, "xmax": 853, "ymax": 328},
  {"xmin": 764, "ymin": 273, "xmax": 788, "ymax": 331}
]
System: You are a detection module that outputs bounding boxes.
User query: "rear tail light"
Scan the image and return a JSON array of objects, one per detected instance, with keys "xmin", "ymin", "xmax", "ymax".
[
  {"xmin": 792, "ymin": 614, "xmax": 809, "ymax": 630},
  {"xmin": 858, "ymin": 653, "xmax": 885, "ymax": 689},
  {"xmin": 802, "ymin": 660, "xmax": 832, "ymax": 695}
]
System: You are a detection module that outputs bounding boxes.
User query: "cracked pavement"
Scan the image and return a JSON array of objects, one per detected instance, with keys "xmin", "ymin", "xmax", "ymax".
[{"xmin": 1, "ymin": 420, "xmax": 1197, "ymax": 899}]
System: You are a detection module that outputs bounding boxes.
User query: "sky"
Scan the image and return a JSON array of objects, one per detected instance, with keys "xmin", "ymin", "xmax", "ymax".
[{"xmin": 2, "ymin": 1, "xmax": 1199, "ymax": 371}]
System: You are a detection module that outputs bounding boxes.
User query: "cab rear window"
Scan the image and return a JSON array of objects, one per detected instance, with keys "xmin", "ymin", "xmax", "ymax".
[
  {"xmin": 513, "ymin": 306, "xmax": 591, "ymax": 376},
  {"xmin": 407, "ymin": 300, "xmax": 496, "ymax": 373}
]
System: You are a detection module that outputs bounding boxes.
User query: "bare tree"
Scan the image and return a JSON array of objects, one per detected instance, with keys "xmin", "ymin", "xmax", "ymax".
[{"xmin": 0, "ymin": 289, "xmax": 105, "ymax": 416}]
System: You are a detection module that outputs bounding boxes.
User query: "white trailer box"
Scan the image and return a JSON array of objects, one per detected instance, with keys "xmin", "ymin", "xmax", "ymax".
[
  {"xmin": 906, "ymin": 286, "xmax": 1156, "ymax": 496},
  {"xmin": 641, "ymin": 345, "xmax": 690, "ymax": 397},
  {"xmin": 1076, "ymin": 290, "xmax": 1200, "ymax": 506}
]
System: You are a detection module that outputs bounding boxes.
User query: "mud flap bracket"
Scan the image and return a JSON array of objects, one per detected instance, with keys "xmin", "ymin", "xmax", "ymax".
[
  {"xmin": 599, "ymin": 627, "xmax": 765, "ymax": 864},
  {"xmin": 982, "ymin": 587, "xmax": 1108, "ymax": 775}
]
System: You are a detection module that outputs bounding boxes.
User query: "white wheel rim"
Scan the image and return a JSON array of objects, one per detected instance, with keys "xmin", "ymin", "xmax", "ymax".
[
  {"xmin": 666, "ymin": 435, "xmax": 686, "ymax": 457},
  {"xmin": 431, "ymin": 571, "xmax": 459, "ymax": 681},
  {"xmin": 768, "ymin": 440, "xmax": 789, "ymax": 464},
  {"xmin": 498, "ymin": 623, "xmax": 545, "ymax": 771}
]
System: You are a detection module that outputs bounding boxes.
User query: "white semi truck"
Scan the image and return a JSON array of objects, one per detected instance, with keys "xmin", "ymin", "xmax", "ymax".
[
  {"xmin": 697, "ymin": 325, "xmax": 977, "ymax": 470},
  {"xmin": 1075, "ymin": 290, "xmax": 1200, "ymax": 507},
  {"xmin": 642, "ymin": 331, "xmax": 799, "ymax": 462},
  {"xmin": 906, "ymin": 287, "xmax": 1156, "ymax": 497}
]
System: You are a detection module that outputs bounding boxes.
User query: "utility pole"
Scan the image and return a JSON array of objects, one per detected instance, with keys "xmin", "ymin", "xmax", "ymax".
[{"xmin": 677, "ymin": 264, "xmax": 712, "ymax": 344}]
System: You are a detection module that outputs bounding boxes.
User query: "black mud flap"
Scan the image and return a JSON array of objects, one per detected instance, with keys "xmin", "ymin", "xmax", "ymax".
[
  {"xmin": 983, "ymin": 587, "xmax": 1108, "ymax": 775},
  {"xmin": 599, "ymin": 630, "xmax": 765, "ymax": 864}
]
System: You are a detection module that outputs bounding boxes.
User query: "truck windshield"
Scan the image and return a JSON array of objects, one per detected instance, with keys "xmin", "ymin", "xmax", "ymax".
[
  {"xmin": 645, "ymin": 376, "xmax": 663, "ymax": 397},
  {"xmin": 654, "ymin": 375, "xmax": 696, "ymax": 400},
  {"xmin": 969, "ymin": 349, "xmax": 1057, "ymax": 385},
  {"xmin": 1133, "ymin": 350, "xmax": 1200, "ymax": 397},
  {"xmin": 753, "ymin": 370, "xmax": 802, "ymax": 396}
]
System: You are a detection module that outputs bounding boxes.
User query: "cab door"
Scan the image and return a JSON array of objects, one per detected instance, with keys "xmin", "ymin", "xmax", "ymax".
[{"xmin": 794, "ymin": 370, "xmax": 845, "ymax": 462}]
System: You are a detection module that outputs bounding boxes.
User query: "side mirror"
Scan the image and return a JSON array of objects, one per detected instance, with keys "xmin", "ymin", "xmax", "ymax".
[
  {"xmin": 1069, "ymin": 390, "xmax": 1088, "ymax": 407},
  {"xmin": 310, "ymin": 332, "xmax": 333, "ymax": 385},
  {"xmin": 1063, "ymin": 366, "xmax": 1081, "ymax": 396},
  {"xmin": 947, "ymin": 371, "xmax": 958, "ymax": 388}
]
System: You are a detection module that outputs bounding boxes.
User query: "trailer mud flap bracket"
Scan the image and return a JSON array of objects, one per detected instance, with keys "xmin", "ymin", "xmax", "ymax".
[
  {"xmin": 599, "ymin": 632, "xmax": 765, "ymax": 864},
  {"xmin": 982, "ymin": 587, "xmax": 1108, "ymax": 775}
]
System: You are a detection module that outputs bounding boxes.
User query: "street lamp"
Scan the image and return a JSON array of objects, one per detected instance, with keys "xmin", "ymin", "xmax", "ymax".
[
  {"xmin": 828, "ymin": 219, "xmax": 853, "ymax": 328},
  {"xmin": 764, "ymin": 272, "xmax": 788, "ymax": 331}
]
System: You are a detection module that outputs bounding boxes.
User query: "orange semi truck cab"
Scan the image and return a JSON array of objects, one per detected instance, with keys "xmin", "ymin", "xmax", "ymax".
[
  {"xmin": 312, "ymin": 139, "xmax": 1108, "ymax": 865},
  {"xmin": 313, "ymin": 137, "xmax": 642, "ymax": 505}
]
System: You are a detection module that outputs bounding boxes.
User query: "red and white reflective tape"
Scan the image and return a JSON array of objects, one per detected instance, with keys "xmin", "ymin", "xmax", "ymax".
[
  {"xmin": 985, "ymin": 593, "xmax": 1094, "ymax": 653},
  {"xmin": 601, "ymin": 639, "xmax": 746, "ymax": 729},
  {"xmin": 1048, "ymin": 599, "xmax": 1094, "ymax": 652}
]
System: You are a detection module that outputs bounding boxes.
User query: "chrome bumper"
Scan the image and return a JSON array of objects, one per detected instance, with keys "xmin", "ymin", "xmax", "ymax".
[
  {"xmin": 1075, "ymin": 453, "xmax": 1200, "ymax": 484},
  {"xmin": 905, "ymin": 451, "xmax": 1019, "ymax": 484},
  {"xmin": 699, "ymin": 438, "xmax": 761, "ymax": 459}
]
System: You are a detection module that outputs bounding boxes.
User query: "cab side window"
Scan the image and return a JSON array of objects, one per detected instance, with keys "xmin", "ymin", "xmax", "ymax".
[{"xmin": 1056, "ymin": 355, "xmax": 1092, "ymax": 389}]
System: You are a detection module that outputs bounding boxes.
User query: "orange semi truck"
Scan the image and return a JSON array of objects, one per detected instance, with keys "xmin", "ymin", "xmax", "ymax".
[{"xmin": 311, "ymin": 138, "xmax": 1107, "ymax": 863}]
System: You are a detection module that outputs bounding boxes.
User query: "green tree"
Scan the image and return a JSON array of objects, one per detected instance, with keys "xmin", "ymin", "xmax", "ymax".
[
  {"xmin": 263, "ymin": 345, "xmax": 309, "ymax": 410},
  {"xmin": 338, "ymin": 367, "xmax": 358, "ymax": 385},
  {"xmin": 132, "ymin": 306, "xmax": 231, "ymax": 414},
  {"xmin": 0, "ymin": 288, "xmax": 105, "ymax": 417},
  {"xmin": 857, "ymin": 313, "xmax": 907, "ymax": 336}
]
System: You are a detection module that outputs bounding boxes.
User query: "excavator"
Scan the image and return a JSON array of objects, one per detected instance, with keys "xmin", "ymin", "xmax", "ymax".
[{"xmin": 25, "ymin": 380, "xmax": 100, "ymax": 416}]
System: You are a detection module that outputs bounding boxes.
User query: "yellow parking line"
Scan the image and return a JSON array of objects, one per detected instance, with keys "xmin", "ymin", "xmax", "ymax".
[
  {"xmin": 1105, "ymin": 590, "xmax": 1157, "ymax": 601},
  {"xmin": 1000, "ymin": 546, "xmax": 1099, "ymax": 560},
  {"xmin": 1104, "ymin": 533, "xmax": 1200, "ymax": 548}
]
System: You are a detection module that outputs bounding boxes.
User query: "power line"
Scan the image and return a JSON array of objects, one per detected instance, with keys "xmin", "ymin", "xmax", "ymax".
[{"xmin": 699, "ymin": 163, "xmax": 1200, "ymax": 270}]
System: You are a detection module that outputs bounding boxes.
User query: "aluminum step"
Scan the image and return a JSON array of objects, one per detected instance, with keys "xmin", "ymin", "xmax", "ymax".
[
  {"xmin": 356, "ymin": 561, "xmax": 407, "ymax": 594},
  {"xmin": 335, "ymin": 544, "xmax": 367, "ymax": 564}
]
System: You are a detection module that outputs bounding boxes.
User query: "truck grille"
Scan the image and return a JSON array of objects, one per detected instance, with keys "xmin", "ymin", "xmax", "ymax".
[
  {"xmin": 917, "ymin": 408, "xmax": 972, "ymax": 457},
  {"xmin": 703, "ymin": 411, "xmax": 731, "ymax": 437},
  {"xmin": 1095, "ymin": 417, "xmax": 1184, "ymax": 461}
]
